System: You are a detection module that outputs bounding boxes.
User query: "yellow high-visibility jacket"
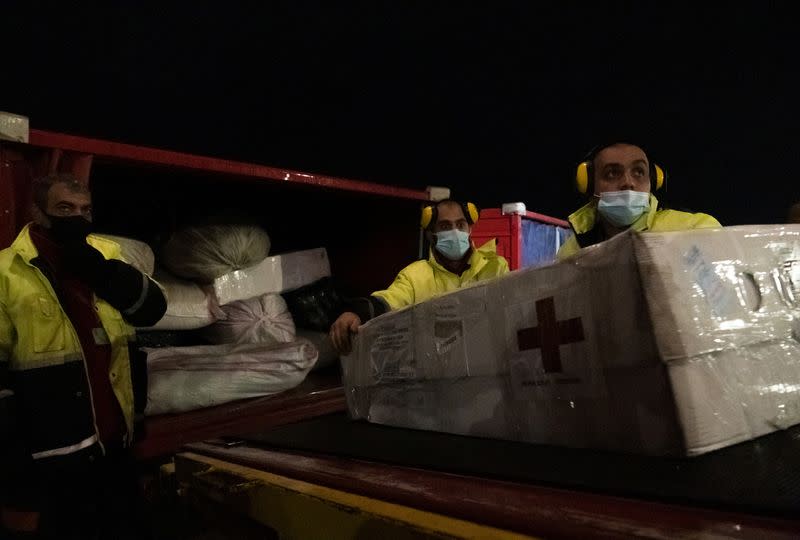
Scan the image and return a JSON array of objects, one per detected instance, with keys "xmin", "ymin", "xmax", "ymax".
[
  {"xmin": 0, "ymin": 225, "xmax": 137, "ymax": 462},
  {"xmin": 557, "ymin": 194, "xmax": 720, "ymax": 260},
  {"xmin": 372, "ymin": 239, "xmax": 510, "ymax": 310}
]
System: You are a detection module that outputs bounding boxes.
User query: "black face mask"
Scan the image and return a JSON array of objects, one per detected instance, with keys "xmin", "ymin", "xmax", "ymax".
[{"xmin": 46, "ymin": 214, "xmax": 93, "ymax": 245}]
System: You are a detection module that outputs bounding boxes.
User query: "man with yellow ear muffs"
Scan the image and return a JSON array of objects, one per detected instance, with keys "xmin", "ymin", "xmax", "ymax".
[
  {"xmin": 329, "ymin": 199, "xmax": 509, "ymax": 355},
  {"xmin": 557, "ymin": 142, "xmax": 721, "ymax": 259}
]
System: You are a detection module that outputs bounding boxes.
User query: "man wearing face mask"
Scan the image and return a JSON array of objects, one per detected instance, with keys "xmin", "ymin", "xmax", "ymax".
[
  {"xmin": 329, "ymin": 199, "xmax": 509, "ymax": 355},
  {"xmin": 556, "ymin": 142, "xmax": 721, "ymax": 259},
  {"xmin": 0, "ymin": 174, "xmax": 166, "ymax": 539}
]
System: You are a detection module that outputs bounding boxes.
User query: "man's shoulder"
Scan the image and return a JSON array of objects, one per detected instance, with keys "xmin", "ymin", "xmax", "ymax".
[
  {"xmin": 0, "ymin": 246, "xmax": 17, "ymax": 275},
  {"xmin": 0, "ymin": 228, "xmax": 29, "ymax": 271},
  {"xmin": 556, "ymin": 234, "xmax": 580, "ymax": 260},
  {"xmin": 399, "ymin": 258, "xmax": 436, "ymax": 276},
  {"xmin": 87, "ymin": 234, "xmax": 123, "ymax": 260},
  {"xmin": 654, "ymin": 208, "xmax": 721, "ymax": 230},
  {"xmin": 477, "ymin": 249, "xmax": 509, "ymax": 273}
]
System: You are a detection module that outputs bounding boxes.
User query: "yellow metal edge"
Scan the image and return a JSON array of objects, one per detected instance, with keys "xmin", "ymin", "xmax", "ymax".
[{"xmin": 177, "ymin": 451, "xmax": 538, "ymax": 540}]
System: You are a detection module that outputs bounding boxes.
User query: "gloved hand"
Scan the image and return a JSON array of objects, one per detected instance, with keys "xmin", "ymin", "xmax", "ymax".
[{"xmin": 62, "ymin": 241, "xmax": 111, "ymax": 288}]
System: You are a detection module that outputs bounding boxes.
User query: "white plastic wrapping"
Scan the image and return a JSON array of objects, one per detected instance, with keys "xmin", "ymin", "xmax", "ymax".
[
  {"xmin": 144, "ymin": 339, "xmax": 318, "ymax": 415},
  {"xmin": 0, "ymin": 111, "xmax": 29, "ymax": 143},
  {"xmin": 296, "ymin": 329, "xmax": 340, "ymax": 370},
  {"xmin": 94, "ymin": 234, "xmax": 155, "ymax": 275},
  {"xmin": 343, "ymin": 225, "xmax": 800, "ymax": 456},
  {"xmin": 161, "ymin": 224, "xmax": 271, "ymax": 283},
  {"xmin": 202, "ymin": 293, "xmax": 296, "ymax": 345},
  {"xmin": 213, "ymin": 247, "xmax": 331, "ymax": 306},
  {"xmin": 139, "ymin": 271, "xmax": 222, "ymax": 331}
]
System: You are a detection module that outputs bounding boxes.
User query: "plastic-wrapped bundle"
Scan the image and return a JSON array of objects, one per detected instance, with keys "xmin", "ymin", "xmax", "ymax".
[
  {"xmin": 160, "ymin": 224, "xmax": 271, "ymax": 283},
  {"xmin": 135, "ymin": 330, "xmax": 204, "ymax": 348},
  {"xmin": 139, "ymin": 272, "xmax": 223, "ymax": 331},
  {"xmin": 213, "ymin": 247, "xmax": 331, "ymax": 306},
  {"xmin": 95, "ymin": 234, "xmax": 155, "ymax": 275},
  {"xmin": 281, "ymin": 277, "xmax": 343, "ymax": 332},
  {"xmin": 296, "ymin": 329, "xmax": 340, "ymax": 370},
  {"xmin": 203, "ymin": 294, "xmax": 296, "ymax": 345},
  {"xmin": 144, "ymin": 339, "xmax": 318, "ymax": 415}
]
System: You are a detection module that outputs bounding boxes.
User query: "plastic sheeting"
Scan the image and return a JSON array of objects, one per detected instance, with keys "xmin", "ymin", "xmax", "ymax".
[
  {"xmin": 161, "ymin": 224, "xmax": 271, "ymax": 283},
  {"xmin": 296, "ymin": 329, "xmax": 340, "ymax": 370},
  {"xmin": 214, "ymin": 247, "xmax": 331, "ymax": 306},
  {"xmin": 95, "ymin": 234, "xmax": 155, "ymax": 275},
  {"xmin": 203, "ymin": 293, "xmax": 296, "ymax": 345},
  {"xmin": 139, "ymin": 271, "xmax": 222, "ymax": 331},
  {"xmin": 144, "ymin": 339, "xmax": 318, "ymax": 415},
  {"xmin": 520, "ymin": 221, "xmax": 571, "ymax": 268},
  {"xmin": 281, "ymin": 277, "xmax": 343, "ymax": 333}
]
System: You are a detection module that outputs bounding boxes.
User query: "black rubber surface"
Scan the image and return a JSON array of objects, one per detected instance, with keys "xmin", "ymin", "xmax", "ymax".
[{"xmin": 235, "ymin": 412, "xmax": 800, "ymax": 518}]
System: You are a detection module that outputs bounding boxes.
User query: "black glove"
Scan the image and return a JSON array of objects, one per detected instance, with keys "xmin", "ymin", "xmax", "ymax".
[{"xmin": 62, "ymin": 241, "xmax": 112, "ymax": 288}]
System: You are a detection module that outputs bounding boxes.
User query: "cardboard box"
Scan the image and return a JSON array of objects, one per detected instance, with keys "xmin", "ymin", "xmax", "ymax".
[
  {"xmin": 213, "ymin": 247, "xmax": 331, "ymax": 305},
  {"xmin": 342, "ymin": 226, "xmax": 800, "ymax": 456}
]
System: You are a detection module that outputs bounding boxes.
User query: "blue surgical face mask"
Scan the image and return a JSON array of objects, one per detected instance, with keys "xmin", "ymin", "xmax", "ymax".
[
  {"xmin": 597, "ymin": 190, "xmax": 650, "ymax": 227},
  {"xmin": 435, "ymin": 229, "xmax": 471, "ymax": 260}
]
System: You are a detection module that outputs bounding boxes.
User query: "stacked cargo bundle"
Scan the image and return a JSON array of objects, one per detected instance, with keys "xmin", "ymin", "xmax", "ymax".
[{"xmin": 109, "ymin": 223, "xmax": 343, "ymax": 415}]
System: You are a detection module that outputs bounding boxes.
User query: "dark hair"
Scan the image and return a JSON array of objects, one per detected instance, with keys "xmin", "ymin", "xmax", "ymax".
[
  {"xmin": 586, "ymin": 142, "xmax": 649, "ymax": 169},
  {"xmin": 31, "ymin": 173, "xmax": 90, "ymax": 211},
  {"xmin": 435, "ymin": 198, "xmax": 464, "ymax": 211}
]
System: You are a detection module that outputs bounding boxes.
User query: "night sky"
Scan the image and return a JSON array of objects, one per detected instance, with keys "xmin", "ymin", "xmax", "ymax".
[{"xmin": 5, "ymin": 2, "xmax": 799, "ymax": 225}]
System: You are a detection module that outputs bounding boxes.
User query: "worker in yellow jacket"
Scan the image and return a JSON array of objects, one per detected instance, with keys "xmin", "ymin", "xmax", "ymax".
[
  {"xmin": 330, "ymin": 199, "xmax": 509, "ymax": 354},
  {"xmin": 557, "ymin": 142, "xmax": 720, "ymax": 259},
  {"xmin": 0, "ymin": 174, "xmax": 166, "ymax": 539}
]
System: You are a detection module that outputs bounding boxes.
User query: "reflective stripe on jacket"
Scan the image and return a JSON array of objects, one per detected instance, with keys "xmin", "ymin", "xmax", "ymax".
[
  {"xmin": 557, "ymin": 194, "xmax": 721, "ymax": 260},
  {"xmin": 371, "ymin": 239, "xmax": 510, "ymax": 310},
  {"xmin": 0, "ymin": 225, "xmax": 136, "ymax": 458}
]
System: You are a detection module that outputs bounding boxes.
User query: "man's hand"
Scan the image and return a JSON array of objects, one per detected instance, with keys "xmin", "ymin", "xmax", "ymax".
[
  {"xmin": 329, "ymin": 311, "xmax": 361, "ymax": 355},
  {"xmin": 62, "ymin": 241, "xmax": 109, "ymax": 287}
]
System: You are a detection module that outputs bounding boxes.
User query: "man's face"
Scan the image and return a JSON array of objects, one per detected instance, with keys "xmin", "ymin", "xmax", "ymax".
[
  {"xmin": 45, "ymin": 183, "xmax": 93, "ymax": 222},
  {"xmin": 432, "ymin": 203, "xmax": 471, "ymax": 235},
  {"xmin": 593, "ymin": 144, "xmax": 651, "ymax": 196}
]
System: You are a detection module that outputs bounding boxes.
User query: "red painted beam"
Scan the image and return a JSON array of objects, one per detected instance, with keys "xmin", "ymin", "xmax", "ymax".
[
  {"xmin": 27, "ymin": 129, "xmax": 430, "ymax": 201},
  {"xmin": 524, "ymin": 210, "xmax": 569, "ymax": 228},
  {"xmin": 184, "ymin": 443, "xmax": 800, "ymax": 539}
]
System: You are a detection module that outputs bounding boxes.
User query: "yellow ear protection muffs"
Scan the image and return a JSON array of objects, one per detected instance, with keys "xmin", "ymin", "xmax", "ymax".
[
  {"xmin": 420, "ymin": 200, "xmax": 480, "ymax": 230},
  {"xmin": 575, "ymin": 144, "xmax": 667, "ymax": 195}
]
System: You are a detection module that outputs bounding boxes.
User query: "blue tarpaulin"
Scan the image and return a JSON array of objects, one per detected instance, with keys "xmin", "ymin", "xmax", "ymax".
[{"xmin": 521, "ymin": 220, "xmax": 572, "ymax": 268}]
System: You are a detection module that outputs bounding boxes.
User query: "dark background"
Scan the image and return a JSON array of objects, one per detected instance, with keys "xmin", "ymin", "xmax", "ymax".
[{"xmin": 4, "ymin": 2, "xmax": 798, "ymax": 225}]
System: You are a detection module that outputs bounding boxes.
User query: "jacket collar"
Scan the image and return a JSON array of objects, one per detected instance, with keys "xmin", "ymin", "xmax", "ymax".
[
  {"xmin": 9, "ymin": 223, "xmax": 39, "ymax": 264},
  {"xmin": 427, "ymin": 238, "xmax": 496, "ymax": 278},
  {"xmin": 7, "ymin": 223, "xmax": 119, "ymax": 267},
  {"xmin": 568, "ymin": 193, "xmax": 660, "ymax": 235}
]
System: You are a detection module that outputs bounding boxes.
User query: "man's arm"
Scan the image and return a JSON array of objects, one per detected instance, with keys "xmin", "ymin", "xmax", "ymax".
[
  {"xmin": 370, "ymin": 267, "xmax": 416, "ymax": 312},
  {"xmin": 64, "ymin": 243, "xmax": 167, "ymax": 326},
  {"xmin": 329, "ymin": 268, "xmax": 416, "ymax": 355},
  {"xmin": 98, "ymin": 259, "xmax": 167, "ymax": 326},
  {"xmin": 329, "ymin": 295, "xmax": 392, "ymax": 356},
  {"xmin": 690, "ymin": 213, "xmax": 722, "ymax": 229}
]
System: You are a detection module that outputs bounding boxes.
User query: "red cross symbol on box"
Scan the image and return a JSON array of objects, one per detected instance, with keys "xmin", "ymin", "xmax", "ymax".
[{"xmin": 517, "ymin": 297, "xmax": 585, "ymax": 373}]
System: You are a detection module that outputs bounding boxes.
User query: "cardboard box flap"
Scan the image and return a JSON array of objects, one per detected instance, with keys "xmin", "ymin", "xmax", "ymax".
[{"xmin": 633, "ymin": 226, "xmax": 800, "ymax": 361}]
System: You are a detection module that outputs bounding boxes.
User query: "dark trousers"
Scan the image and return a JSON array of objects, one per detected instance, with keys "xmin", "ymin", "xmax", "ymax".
[{"xmin": 3, "ymin": 450, "xmax": 151, "ymax": 540}]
